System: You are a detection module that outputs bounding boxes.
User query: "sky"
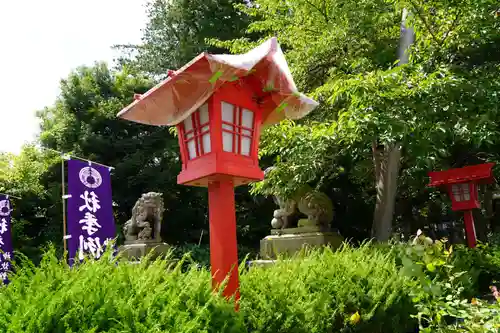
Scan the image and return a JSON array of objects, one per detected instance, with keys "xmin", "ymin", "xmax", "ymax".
[{"xmin": 0, "ymin": 0, "xmax": 149, "ymax": 154}]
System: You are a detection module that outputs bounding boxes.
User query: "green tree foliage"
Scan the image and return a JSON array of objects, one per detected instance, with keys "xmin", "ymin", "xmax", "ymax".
[
  {"xmin": 3, "ymin": 0, "xmax": 499, "ymax": 254},
  {"xmin": 210, "ymin": 0, "xmax": 500, "ymax": 239},
  {"xmin": 36, "ymin": 63, "xmax": 212, "ymax": 247},
  {"xmin": 111, "ymin": 0, "xmax": 273, "ymax": 245},
  {"xmin": 1, "ymin": 0, "xmax": 273, "ymax": 260},
  {"xmin": 0, "ymin": 62, "xmax": 272, "ymax": 261},
  {"xmin": 115, "ymin": 0, "xmax": 255, "ymax": 76},
  {"xmin": 0, "ymin": 147, "xmax": 60, "ymax": 260}
]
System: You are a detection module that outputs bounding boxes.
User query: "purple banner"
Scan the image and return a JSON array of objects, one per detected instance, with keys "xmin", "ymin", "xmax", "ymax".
[
  {"xmin": 67, "ymin": 159, "xmax": 116, "ymax": 262},
  {"xmin": 0, "ymin": 195, "xmax": 13, "ymax": 284}
]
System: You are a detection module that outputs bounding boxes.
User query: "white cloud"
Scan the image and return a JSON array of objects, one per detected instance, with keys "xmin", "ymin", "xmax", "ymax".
[{"xmin": 0, "ymin": 0, "xmax": 149, "ymax": 154}]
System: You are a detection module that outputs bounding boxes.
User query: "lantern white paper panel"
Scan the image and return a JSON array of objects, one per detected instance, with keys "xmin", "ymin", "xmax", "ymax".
[
  {"xmin": 461, "ymin": 183, "xmax": 470, "ymax": 200},
  {"xmin": 240, "ymin": 109, "xmax": 254, "ymax": 156},
  {"xmin": 221, "ymin": 102, "xmax": 234, "ymax": 153},
  {"xmin": 183, "ymin": 114, "xmax": 197, "ymax": 159},
  {"xmin": 451, "ymin": 184, "xmax": 461, "ymax": 202},
  {"xmin": 183, "ymin": 103, "xmax": 211, "ymax": 159},
  {"xmin": 186, "ymin": 140, "xmax": 197, "ymax": 159},
  {"xmin": 199, "ymin": 104, "xmax": 211, "ymax": 154},
  {"xmin": 240, "ymin": 138, "xmax": 251, "ymax": 155},
  {"xmin": 451, "ymin": 183, "xmax": 471, "ymax": 202},
  {"xmin": 183, "ymin": 115, "xmax": 194, "ymax": 137},
  {"xmin": 202, "ymin": 135, "xmax": 211, "ymax": 154}
]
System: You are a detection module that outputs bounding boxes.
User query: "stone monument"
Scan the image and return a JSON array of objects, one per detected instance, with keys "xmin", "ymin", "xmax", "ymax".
[
  {"xmin": 260, "ymin": 167, "xmax": 343, "ymax": 259},
  {"xmin": 119, "ymin": 192, "xmax": 170, "ymax": 260}
]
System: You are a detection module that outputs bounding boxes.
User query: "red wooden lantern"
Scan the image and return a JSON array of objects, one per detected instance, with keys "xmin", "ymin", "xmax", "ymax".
[
  {"xmin": 175, "ymin": 80, "xmax": 265, "ymax": 187},
  {"xmin": 117, "ymin": 37, "xmax": 318, "ymax": 307},
  {"xmin": 428, "ymin": 163, "xmax": 495, "ymax": 248}
]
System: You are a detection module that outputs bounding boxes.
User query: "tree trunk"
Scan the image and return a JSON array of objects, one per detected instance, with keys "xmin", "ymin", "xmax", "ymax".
[
  {"xmin": 371, "ymin": 141, "xmax": 402, "ymax": 241},
  {"xmin": 370, "ymin": 7, "xmax": 409, "ymax": 242},
  {"xmin": 471, "ymin": 185, "xmax": 490, "ymax": 243},
  {"xmin": 473, "ymin": 209, "xmax": 488, "ymax": 243},
  {"xmin": 492, "ymin": 195, "xmax": 500, "ymax": 232},
  {"xmin": 483, "ymin": 185, "xmax": 493, "ymax": 231}
]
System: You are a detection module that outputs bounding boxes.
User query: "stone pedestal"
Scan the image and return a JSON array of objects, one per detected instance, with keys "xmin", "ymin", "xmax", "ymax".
[
  {"xmin": 260, "ymin": 226, "xmax": 343, "ymax": 259},
  {"xmin": 118, "ymin": 240, "xmax": 170, "ymax": 261}
]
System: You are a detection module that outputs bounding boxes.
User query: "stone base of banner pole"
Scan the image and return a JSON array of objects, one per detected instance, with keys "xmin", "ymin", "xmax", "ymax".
[{"xmin": 118, "ymin": 240, "xmax": 170, "ymax": 261}]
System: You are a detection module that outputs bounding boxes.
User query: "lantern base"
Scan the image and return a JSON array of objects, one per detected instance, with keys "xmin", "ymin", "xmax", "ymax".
[
  {"xmin": 177, "ymin": 152, "xmax": 264, "ymax": 187},
  {"xmin": 179, "ymin": 174, "xmax": 263, "ymax": 187}
]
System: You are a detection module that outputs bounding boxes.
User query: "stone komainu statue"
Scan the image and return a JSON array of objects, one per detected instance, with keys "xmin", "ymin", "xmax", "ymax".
[
  {"xmin": 123, "ymin": 192, "xmax": 165, "ymax": 241},
  {"xmin": 264, "ymin": 167, "xmax": 334, "ymax": 229}
]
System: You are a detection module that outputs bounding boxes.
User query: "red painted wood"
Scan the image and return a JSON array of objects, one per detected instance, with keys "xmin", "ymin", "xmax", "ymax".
[
  {"xmin": 463, "ymin": 210, "xmax": 477, "ymax": 248},
  {"xmin": 428, "ymin": 163, "xmax": 495, "ymax": 248},
  {"xmin": 428, "ymin": 163, "xmax": 495, "ymax": 187},
  {"xmin": 120, "ymin": 46, "xmax": 318, "ymax": 310},
  {"xmin": 176, "ymin": 155, "xmax": 263, "ymax": 186},
  {"xmin": 446, "ymin": 183, "xmax": 480, "ymax": 211},
  {"xmin": 210, "ymin": 92, "xmax": 223, "ymax": 157},
  {"xmin": 176, "ymin": 79, "xmax": 265, "ymax": 187},
  {"xmin": 428, "ymin": 163, "xmax": 495, "ymax": 211},
  {"xmin": 232, "ymin": 104, "xmax": 237, "ymax": 153},
  {"xmin": 208, "ymin": 180, "xmax": 240, "ymax": 308},
  {"xmin": 192, "ymin": 112, "xmax": 201, "ymax": 157},
  {"xmin": 176, "ymin": 122, "xmax": 188, "ymax": 170},
  {"xmin": 174, "ymin": 79, "xmax": 272, "ymax": 307},
  {"xmin": 252, "ymin": 107, "xmax": 262, "ymax": 160},
  {"xmin": 237, "ymin": 105, "xmax": 243, "ymax": 154}
]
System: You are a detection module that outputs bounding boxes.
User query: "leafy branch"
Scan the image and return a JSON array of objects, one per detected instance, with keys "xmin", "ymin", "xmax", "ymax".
[
  {"xmin": 408, "ymin": 0, "xmax": 441, "ymax": 46},
  {"xmin": 301, "ymin": 0, "xmax": 330, "ymax": 23}
]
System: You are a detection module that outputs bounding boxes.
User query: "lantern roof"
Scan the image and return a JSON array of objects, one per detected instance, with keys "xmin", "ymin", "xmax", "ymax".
[
  {"xmin": 116, "ymin": 37, "xmax": 318, "ymax": 127},
  {"xmin": 428, "ymin": 163, "xmax": 495, "ymax": 187}
]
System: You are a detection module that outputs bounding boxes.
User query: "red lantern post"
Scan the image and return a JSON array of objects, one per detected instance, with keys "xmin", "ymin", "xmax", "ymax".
[
  {"xmin": 174, "ymin": 81, "xmax": 266, "ymax": 302},
  {"xmin": 428, "ymin": 163, "xmax": 495, "ymax": 248},
  {"xmin": 116, "ymin": 38, "xmax": 318, "ymax": 306}
]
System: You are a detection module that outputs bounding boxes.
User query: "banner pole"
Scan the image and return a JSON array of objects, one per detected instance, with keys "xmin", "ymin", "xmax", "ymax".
[
  {"xmin": 61, "ymin": 158, "xmax": 67, "ymax": 254},
  {"xmin": 0, "ymin": 193, "xmax": 21, "ymax": 200},
  {"xmin": 39, "ymin": 146, "xmax": 114, "ymax": 170}
]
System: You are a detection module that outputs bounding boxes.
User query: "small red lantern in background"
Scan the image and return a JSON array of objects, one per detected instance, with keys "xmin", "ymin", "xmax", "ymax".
[
  {"xmin": 428, "ymin": 163, "xmax": 495, "ymax": 248},
  {"xmin": 117, "ymin": 37, "xmax": 318, "ymax": 306}
]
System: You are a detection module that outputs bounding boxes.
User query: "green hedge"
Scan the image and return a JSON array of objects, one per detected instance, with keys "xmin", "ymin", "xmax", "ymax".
[
  {"xmin": 0, "ymin": 250, "xmax": 244, "ymax": 333},
  {"xmin": 0, "ymin": 241, "xmax": 499, "ymax": 333},
  {"xmin": 239, "ymin": 245, "xmax": 415, "ymax": 332}
]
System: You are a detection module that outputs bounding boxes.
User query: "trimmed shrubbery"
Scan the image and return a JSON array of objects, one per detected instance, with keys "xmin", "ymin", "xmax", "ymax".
[
  {"xmin": 239, "ymin": 245, "xmax": 415, "ymax": 333},
  {"xmin": 0, "ymin": 250, "xmax": 244, "ymax": 333},
  {"xmin": 0, "ymin": 237, "xmax": 499, "ymax": 333}
]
